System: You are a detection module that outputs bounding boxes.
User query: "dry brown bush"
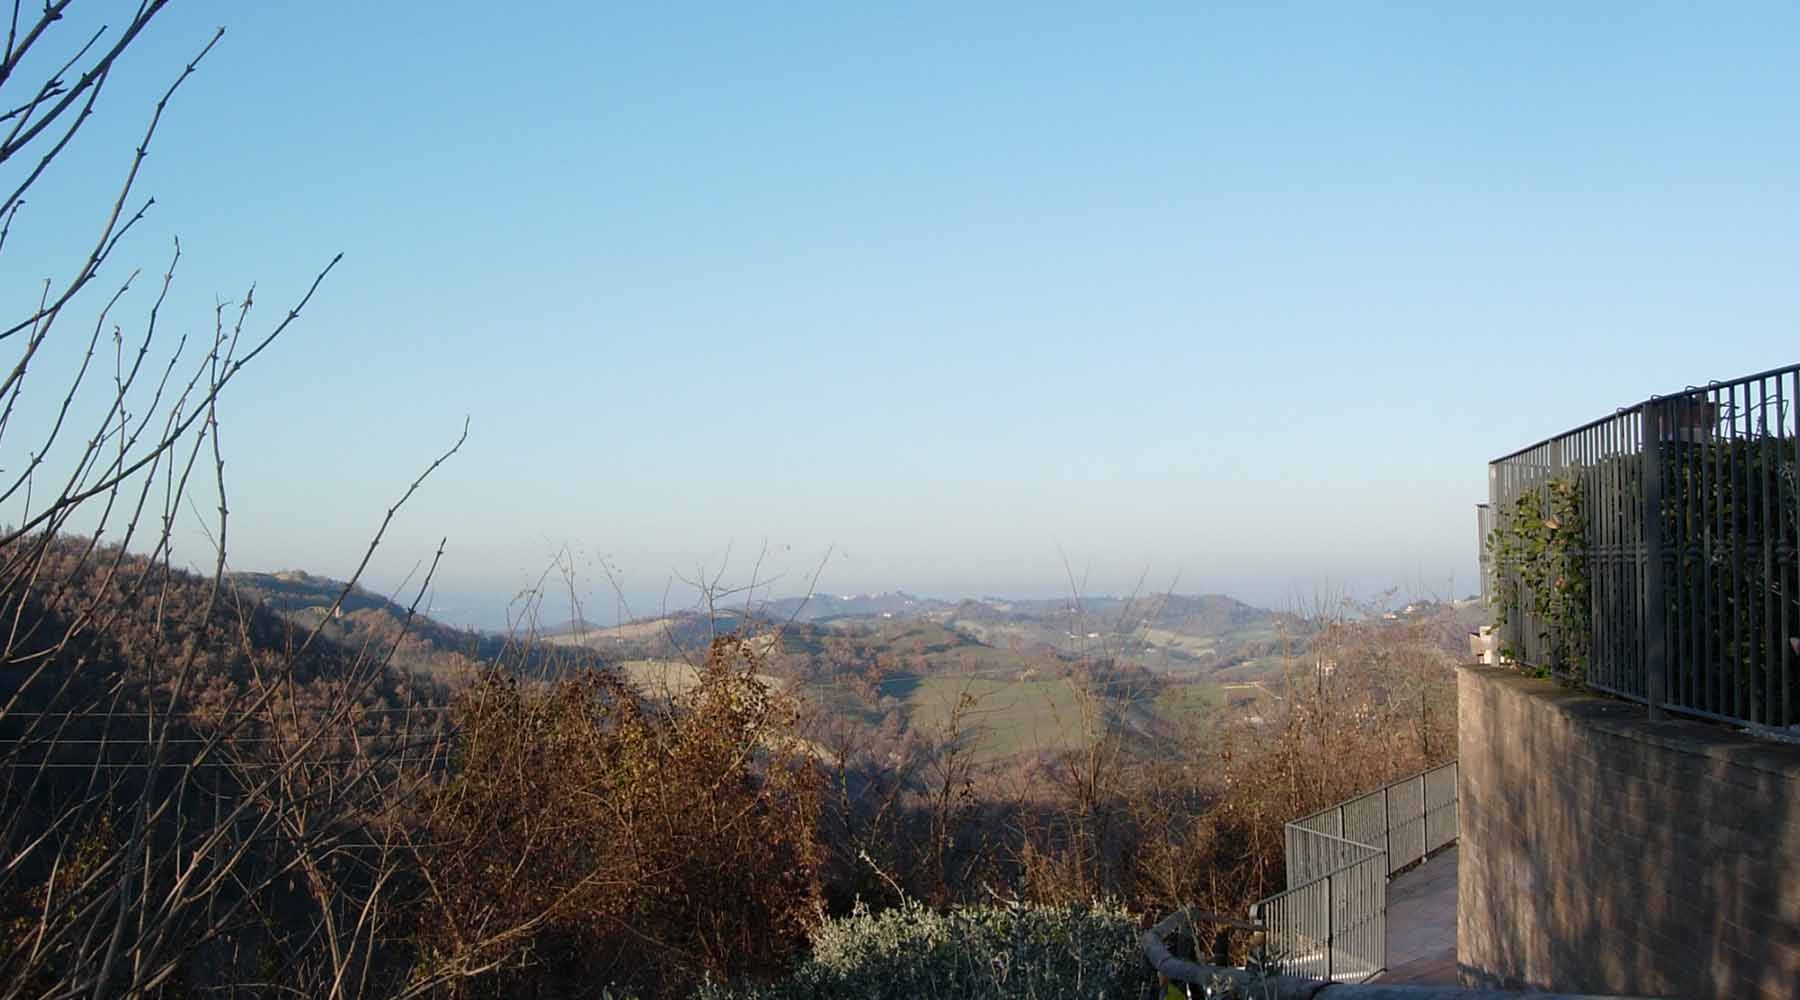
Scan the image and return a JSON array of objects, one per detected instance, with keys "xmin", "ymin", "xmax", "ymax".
[
  {"xmin": 846, "ymin": 600, "xmax": 1464, "ymax": 929},
  {"xmin": 409, "ymin": 635, "xmax": 824, "ymax": 998}
]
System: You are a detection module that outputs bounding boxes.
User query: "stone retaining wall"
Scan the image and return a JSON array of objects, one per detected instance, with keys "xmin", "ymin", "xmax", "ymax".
[{"xmin": 1457, "ymin": 666, "xmax": 1800, "ymax": 999}]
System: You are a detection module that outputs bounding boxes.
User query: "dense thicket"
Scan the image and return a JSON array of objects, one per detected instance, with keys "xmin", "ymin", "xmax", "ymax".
[{"xmin": 410, "ymin": 640, "xmax": 824, "ymax": 997}]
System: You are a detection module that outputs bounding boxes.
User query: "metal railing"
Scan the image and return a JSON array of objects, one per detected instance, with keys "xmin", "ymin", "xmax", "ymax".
[
  {"xmin": 1252, "ymin": 835, "xmax": 1386, "ymax": 982},
  {"xmin": 1248, "ymin": 761, "xmax": 1459, "ymax": 983},
  {"xmin": 1287, "ymin": 760, "xmax": 1459, "ymax": 880},
  {"xmin": 1488, "ymin": 362, "xmax": 1800, "ymax": 730},
  {"xmin": 1142, "ymin": 907, "xmax": 1653, "ymax": 999}
]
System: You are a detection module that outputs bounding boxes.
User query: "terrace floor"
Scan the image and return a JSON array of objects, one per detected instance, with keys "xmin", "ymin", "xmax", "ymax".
[{"xmin": 1379, "ymin": 846, "xmax": 1459, "ymax": 985}]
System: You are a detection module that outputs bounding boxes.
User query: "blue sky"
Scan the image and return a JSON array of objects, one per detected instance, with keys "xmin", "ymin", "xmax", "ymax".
[{"xmin": 6, "ymin": 2, "xmax": 1797, "ymax": 627}]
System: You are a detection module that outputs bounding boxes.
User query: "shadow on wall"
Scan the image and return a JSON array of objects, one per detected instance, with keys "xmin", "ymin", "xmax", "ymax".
[{"xmin": 1457, "ymin": 666, "xmax": 1800, "ymax": 1000}]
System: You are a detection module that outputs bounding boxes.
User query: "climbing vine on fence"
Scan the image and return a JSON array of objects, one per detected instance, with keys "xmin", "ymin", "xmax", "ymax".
[
  {"xmin": 1486, "ymin": 477, "xmax": 1590, "ymax": 679},
  {"xmin": 1659, "ymin": 437, "xmax": 1800, "ymax": 723}
]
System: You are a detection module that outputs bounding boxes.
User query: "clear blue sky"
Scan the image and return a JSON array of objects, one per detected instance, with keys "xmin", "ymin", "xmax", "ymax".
[{"xmin": 6, "ymin": 2, "xmax": 1797, "ymax": 627}]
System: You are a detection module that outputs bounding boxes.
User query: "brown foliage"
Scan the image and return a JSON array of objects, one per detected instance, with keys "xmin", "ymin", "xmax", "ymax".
[
  {"xmin": 411, "ymin": 636, "xmax": 824, "ymax": 997},
  {"xmin": 806, "ymin": 602, "xmax": 1459, "ymax": 937},
  {"xmin": 0, "ymin": 535, "xmax": 443, "ymax": 729},
  {"xmin": 1016, "ymin": 603, "xmax": 1459, "ymax": 924}
]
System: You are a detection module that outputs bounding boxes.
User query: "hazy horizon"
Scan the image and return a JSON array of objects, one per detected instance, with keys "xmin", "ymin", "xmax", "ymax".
[
  {"xmin": 6, "ymin": 3, "xmax": 1796, "ymax": 632},
  {"xmin": 335, "ymin": 550, "xmax": 1476, "ymax": 633}
]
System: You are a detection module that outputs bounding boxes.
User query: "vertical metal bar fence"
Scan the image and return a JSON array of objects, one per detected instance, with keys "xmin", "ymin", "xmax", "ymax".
[{"xmin": 1486, "ymin": 362, "xmax": 1799, "ymax": 731}]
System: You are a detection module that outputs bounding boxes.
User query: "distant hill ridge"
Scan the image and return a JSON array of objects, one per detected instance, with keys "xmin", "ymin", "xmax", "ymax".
[
  {"xmin": 228, "ymin": 569, "xmax": 607, "ymax": 681},
  {"xmin": 233, "ymin": 569, "xmax": 415, "ymax": 619},
  {"xmin": 230, "ymin": 569, "xmax": 1299, "ymax": 681},
  {"xmin": 754, "ymin": 591, "xmax": 944, "ymax": 621},
  {"xmin": 752, "ymin": 590, "xmax": 1271, "ymax": 627},
  {"xmin": 535, "ymin": 617, "xmax": 609, "ymax": 637}
]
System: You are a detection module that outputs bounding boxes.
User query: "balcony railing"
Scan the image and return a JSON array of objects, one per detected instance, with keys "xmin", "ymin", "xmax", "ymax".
[{"xmin": 1488, "ymin": 361, "xmax": 1800, "ymax": 731}]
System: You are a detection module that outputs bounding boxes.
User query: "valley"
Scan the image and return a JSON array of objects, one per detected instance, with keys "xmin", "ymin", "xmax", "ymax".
[{"xmin": 232, "ymin": 569, "xmax": 1479, "ymax": 764}]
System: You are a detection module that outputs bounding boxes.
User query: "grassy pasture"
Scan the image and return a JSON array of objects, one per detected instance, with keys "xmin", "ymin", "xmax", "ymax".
[
  {"xmin": 1136, "ymin": 627, "xmax": 1217, "ymax": 659},
  {"xmin": 1153, "ymin": 681, "xmax": 1226, "ymax": 723},
  {"xmin": 897, "ymin": 674, "xmax": 1095, "ymax": 757},
  {"xmin": 613, "ymin": 658, "xmax": 786, "ymax": 698}
]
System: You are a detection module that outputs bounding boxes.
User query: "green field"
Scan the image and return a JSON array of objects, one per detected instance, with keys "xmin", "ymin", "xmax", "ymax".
[
  {"xmin": 1212, "ymin": 654, "xmax": 1295, "ymax": 683},
  {"xmin": 799, "ymin": 672, "xmax": 1116, "ymax": 759},
  {"xmin": 1137, "ymin": 627, "xmax": 1217, "ymax": 659},
  {"xmin": 612, "ymin": 658, "xmax": 787, "ymax": 698},
  {"xmin": 892, "ymin": 673, "xmax": 1099, "ymax": 757},
  {"xmin": 797, "ymin": 667, "xmax": 1269, "ymax": 762},
  {"xmin": 1153, "ymin": 681, "xmax": 1226, "ymax": 722}
]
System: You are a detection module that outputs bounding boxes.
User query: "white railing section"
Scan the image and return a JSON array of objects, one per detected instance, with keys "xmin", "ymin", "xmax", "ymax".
[
  {"xmin": 1288, "ymin": 760, "xmax": 1459, "ymax": 879},
  {"xmin": 1250, "ymin": 760, "xmax": 1459, "ymax": 983},
  {"xmin": 1252, "ymin": 835, "xmax": 1387, "ymax": 982}
]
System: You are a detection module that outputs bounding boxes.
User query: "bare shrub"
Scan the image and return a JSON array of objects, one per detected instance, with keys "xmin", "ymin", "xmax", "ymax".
[
  {"xmin": 0, "ymin": 8, "xmax": 527, "ymax": 996},
  {"xmin": 409, "ymin": 635, "xmax": 825, "ymax": 998}
]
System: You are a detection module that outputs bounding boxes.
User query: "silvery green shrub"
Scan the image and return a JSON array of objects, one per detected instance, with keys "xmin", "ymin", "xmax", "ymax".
[{"xmin": 698, "ymin": 898, "xmax": 1155, "ymax": 1000}]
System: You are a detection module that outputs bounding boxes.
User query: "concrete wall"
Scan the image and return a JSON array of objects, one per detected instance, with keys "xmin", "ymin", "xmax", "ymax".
[{"xmin": 1457, "ymin": 666, "xmax": 1800, "ymax": 999}]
